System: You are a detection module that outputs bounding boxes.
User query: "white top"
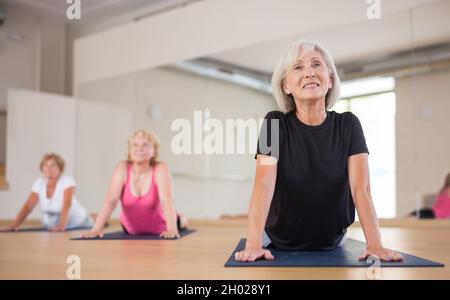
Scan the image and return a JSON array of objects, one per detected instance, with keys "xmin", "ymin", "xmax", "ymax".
[{"xmin": 31, "ymin": 175, "xmax": 90, "ymax": 228}]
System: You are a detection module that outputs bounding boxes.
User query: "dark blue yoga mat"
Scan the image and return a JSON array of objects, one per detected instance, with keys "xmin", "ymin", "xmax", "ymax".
[
  {"xmin": 225, "ymin": 238, "xmax": 444, "ymax": 267},
  {"xmin": 71, "ymin": 228, "xmax": 196, "ymax": 240}
]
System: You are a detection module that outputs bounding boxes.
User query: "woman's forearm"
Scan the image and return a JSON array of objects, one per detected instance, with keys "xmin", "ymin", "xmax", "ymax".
[
  {"xmin": 12, "ymin": 205, "xmax": 32, "ymax": 227},
  {"xmin": 12, "ymin": 194, "xmax": 38, "ymax": 227},
  {"xmin": 58, "ymin": 210, "xmax": 69, "ymax": 228},
  {"xmin": 162, "ymin": 199, "xmax": 178, "ymax": 231},
  {"xmin": 354, "ymin": 190, "xmax": 383, "ymax": 249},
  {"xmin": 92, "ymin": 200, "xmax": 117, "ymax": 231},
  {"xmin": 246, "ymin": 182, "xmax": 273, "ymax": 248}
]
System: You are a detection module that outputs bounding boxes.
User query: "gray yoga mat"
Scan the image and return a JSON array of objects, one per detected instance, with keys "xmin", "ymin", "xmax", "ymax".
[
  {"xmin": 1, "ymin": 226, "xmax": 91, "ymax": 232},
  {"xmin": 225, "ymin": 238, "xmax": 444, "ymax": 267},
  {"xmin": 71, "ymin": 228, "xmax": 196, "ymax": 240}
]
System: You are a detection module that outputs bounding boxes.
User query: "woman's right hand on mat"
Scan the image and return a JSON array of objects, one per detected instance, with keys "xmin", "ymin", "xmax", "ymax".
[
  {"xmin": 234, "ymin": 247, "xmax": 274, "ymax": 262},
  {"xmin": 82, "ymin": 229, "xmax": 104, "ymax": 238},
  {"xmin": 0, "ymin": 225, "xmax": 19, "ymax": 232}
]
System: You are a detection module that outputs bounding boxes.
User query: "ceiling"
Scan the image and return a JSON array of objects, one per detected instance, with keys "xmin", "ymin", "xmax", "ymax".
[
  {"xmin": 209, "ymin": 0, "xmax": 450, "ymax": 72},
  {"xmin": 1, "ymin": 0, "xmax": 168, "ymax": 22},
  {"xmin": 2, "ymin": 0, "xmax": 449, "ymax": 74}
]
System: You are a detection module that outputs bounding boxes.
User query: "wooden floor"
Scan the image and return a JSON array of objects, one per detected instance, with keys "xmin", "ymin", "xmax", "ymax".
[{"xmin": 0, "ymin": 218, "xmax": 449, "ymax": 279}]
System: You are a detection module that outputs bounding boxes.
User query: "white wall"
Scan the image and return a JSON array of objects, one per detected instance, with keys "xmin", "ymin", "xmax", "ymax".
[
  {"xmin": 73, "ymin": 0, "xmax": 436, "ymax": 87},
  {"xmin": 1, "ymin": 89, "xmax": 76, "ymax": 220},
  {"xmin": 39, "ymin": 16, "xmax": 66, "ymax": 95},
  {"xmin": 0, "ymin": 112, "xmax": 7, "ymax": 165},
  {"xmin": 395, "ymin": 68, "xmax": 450, "ymax": 215},
  {"xmin": 78, "ymin": 67, "xmax": 277, "ymax": 219},
  {"xmin": 0, "ymin": 89, "xmax": 132, "ymax": 220},
  {"xmin": 75, "ymin": 99, "xmax": 133, "ymax": 216},
  {"xmin": 0, "ymin": 4, "xmax": 40, "ymax": 111},
  {"xmin": 0, "ymin": 2, "xmax": 67, "ymax": 108}
]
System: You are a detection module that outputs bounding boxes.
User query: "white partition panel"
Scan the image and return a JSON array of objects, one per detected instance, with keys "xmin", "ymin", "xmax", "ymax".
[
  {"xmin": 0, "ymin": 89, "xmax": 133, "ymax": 219},
  {"xmin": 2, "ymin": 89, "xmax": 76, "ymax": 219}
]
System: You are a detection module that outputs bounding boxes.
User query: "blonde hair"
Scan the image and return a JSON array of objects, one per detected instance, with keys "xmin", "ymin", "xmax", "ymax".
[
  {"xmin": 127, "ymin": 129, "xmax": 160, "ymax": 166},
  {"xmin": 439, "ymin": 172, "xmax": 450, "ymax": 195},
  {"xmin": 39, "ymin": 153, "xmax": 65, "ymax": 173},
  {"xmin": 271, "ymin": 40, "xmax": 341, "ymax": 113}
]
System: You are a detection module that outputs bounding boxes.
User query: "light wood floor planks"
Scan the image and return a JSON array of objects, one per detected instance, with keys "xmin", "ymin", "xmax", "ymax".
[{"xmin": 0, "ymin": 219, "xmax": 449, "ymax": 279}]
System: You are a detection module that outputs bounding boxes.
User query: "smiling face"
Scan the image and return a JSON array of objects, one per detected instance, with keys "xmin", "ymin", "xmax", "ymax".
[
  {"xmin": 282, "ymin": 50, "xmax": 333, "ymax": 104},
  {"xmin": 128, "ymin": 132, "xmax": 155, "ymax": 163},
  {"xmin": 41, "ymin": 159, "xmax": 61, "ymax": 179}
]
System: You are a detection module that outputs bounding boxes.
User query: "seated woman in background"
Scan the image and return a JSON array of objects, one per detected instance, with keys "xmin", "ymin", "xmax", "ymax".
[
  {"xmin": 410, "ymin": 173, "xmax": 450, "ymax": 219},
  {"xmin": 83, "ymin": 129, "xmax": 187, "ymax": 239},
  {"xmin": 0, "ymin": 153, "xmax": 93, "ymax": 232}
]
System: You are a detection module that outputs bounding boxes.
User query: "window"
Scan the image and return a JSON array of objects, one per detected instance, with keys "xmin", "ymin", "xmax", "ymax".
[{"xmin": 333, "ymin": 77, "xmax": 396, "ymax": 218}]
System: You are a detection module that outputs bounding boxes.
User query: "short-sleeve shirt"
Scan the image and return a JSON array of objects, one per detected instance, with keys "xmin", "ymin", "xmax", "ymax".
[
  {"xmin": 256, "ymin": 110, "xmax": 369, "ymax": 250},
  {"xmin": 31, "ymin": 175, "xmax": 89, "ymax": 228}
]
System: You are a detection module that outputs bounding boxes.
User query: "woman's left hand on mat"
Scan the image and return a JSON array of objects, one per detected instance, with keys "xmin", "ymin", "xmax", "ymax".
[
  {"xmin": 160, "ymin": 229, "xmax": 180, "ymax": 239},
  {"xmin": 359, "ymin": 247, "xmax": 403, "ymax": 262}
]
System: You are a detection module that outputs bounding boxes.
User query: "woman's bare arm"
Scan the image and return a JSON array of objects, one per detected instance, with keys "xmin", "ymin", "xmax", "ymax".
[
  {"xmin": 348, "ymin": 153, "xmax": 403, "ymax": 262},
  {"xmin": 235, "ymin": 155, "xmax": 277, "ymax": 262},
  {"xmin": 0, "ymin": 192, "xmax": 39, "ymax": 231},
  {"xmin": 82, "ymin": 162, "xmax": 127, "ymax": 238},
  {"xmin": 155, "ymin": 162, "xmax": 179, "ymax": 238}
]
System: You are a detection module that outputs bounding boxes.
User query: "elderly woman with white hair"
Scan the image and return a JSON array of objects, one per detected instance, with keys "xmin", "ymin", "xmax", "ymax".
[{"xmin": 235, "ymin": 40, "xmax": 403, "ymax": 262}]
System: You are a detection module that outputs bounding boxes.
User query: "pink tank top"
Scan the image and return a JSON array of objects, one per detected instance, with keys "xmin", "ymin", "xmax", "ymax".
[
  {"xmin": 432, "ymin": 190, "xmax": 450, "ymax": 219},
  {"xmin": 120, "ymin": 163, "xmax": 167, "ymax": 235}
]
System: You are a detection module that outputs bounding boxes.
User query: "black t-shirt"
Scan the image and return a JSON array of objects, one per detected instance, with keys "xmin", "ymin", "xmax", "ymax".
[{"xmin": 256, "ymin": 110, "xmax": 369, "ymax": 250}]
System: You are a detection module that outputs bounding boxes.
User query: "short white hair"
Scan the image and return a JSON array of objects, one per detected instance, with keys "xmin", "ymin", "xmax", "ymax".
[{"xmin": 271, "ymin": 40, "xmax": 341, "ymax": 113}]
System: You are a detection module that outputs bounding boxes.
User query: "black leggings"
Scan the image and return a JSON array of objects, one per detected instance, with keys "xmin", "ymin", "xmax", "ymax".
[
  {"xmin": 121, "ymin": 214, "xmax": 183, "ymax": 234},
  {"xmin": 409, "ymin": 208, "xmax": 435, "ymax": 219}
]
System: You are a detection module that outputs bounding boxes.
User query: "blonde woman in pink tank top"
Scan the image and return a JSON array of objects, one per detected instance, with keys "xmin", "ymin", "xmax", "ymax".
[{"xmin": 83, "ymin": 129, "xmax": 187, "ymax": 239}]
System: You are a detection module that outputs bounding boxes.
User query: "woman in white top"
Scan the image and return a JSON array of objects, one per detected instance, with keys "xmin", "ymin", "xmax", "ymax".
[{"xmin": 0, "ymin": 153, "xmax": 93, "ymax": 231}]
